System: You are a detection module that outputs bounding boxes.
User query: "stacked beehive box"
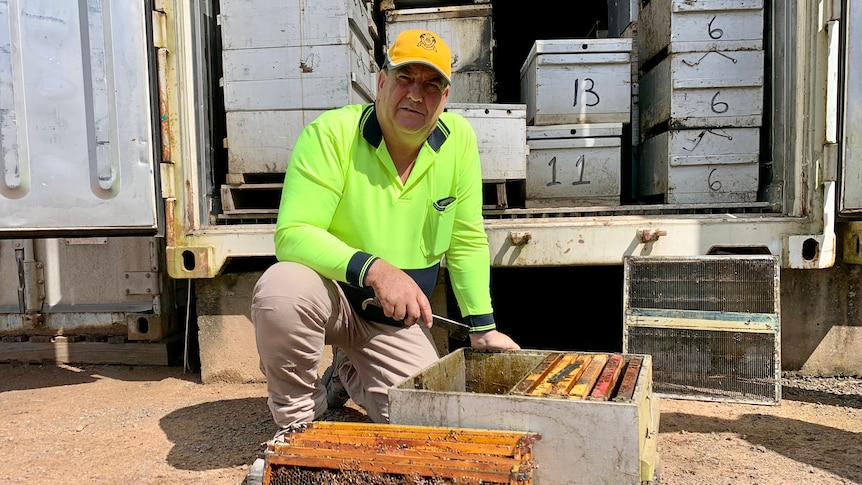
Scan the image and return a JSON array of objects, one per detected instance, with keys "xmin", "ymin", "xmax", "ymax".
[
  {"xmin": 218, "ymin": 0, "xmax": 379, "ymax": 191},
  {"xmin": 607, "ymin": 0, "xmax": 640, "ymax": 39},
  {"xmin": 519, "ymin": 38, "xmax": 633, "ymax": 207},
  {"xmin": 444, "ymin": 103, "xmax": 528, "ymax": 208},
  {"xmin": 636, "ymin": 0, "xmax": 764, "ymax": 204},
  {"xmin": 383, "ymin": 3, "xmax": 496, "ymax": 103},
  {"xmin": 609, "ymin": 0, "xmax": 641, "ymax": 203}
]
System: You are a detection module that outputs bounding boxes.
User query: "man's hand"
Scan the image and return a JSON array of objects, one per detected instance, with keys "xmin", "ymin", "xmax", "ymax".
[
  {"xmin": 469, "ymin": 330, "xmax": 521, "ymax": 351},
  {"xmin": 364, "ymin": 259, "xmax": 433, "ymax": 328}
]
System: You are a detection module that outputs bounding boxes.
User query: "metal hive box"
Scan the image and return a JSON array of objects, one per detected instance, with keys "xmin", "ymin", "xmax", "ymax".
[
  {"xmin": 638, "ymin": 50, "xmax": 765, "ymax": 134},
  {"xmin": 445, "ymin": 103, "xmax": 528, "ymax": 181},
  {"xmin": 526, "ymin": 123, "xmax": 623, "ymax": 208},
  {"xmin": 519, "ymin": 39, "xmax": 633, "ymax": 126},
  {"xmin": 637, "ymin": 127, "xmax": 760, "ymax": 204},
  {"xmin": 221, "ymin": 40, "xmax": 377, "ymax": 112},
  {"xmin": 389, "ymin": 348, "xmax": 660, "ymax": 485},
  {"xmin": 219, "ymin": 0, "xmax": 377, "ymax": 50},
  {"xmin": 220, "ymin": 0, "xmax": 379, "ymax": 179},
  {"xmin": 384, "ymin": 4, "xmax": 496, "ymax": 103},
  {"xmin": 638, "ymin": 0, "xmax": 764, "ymax": 68}
]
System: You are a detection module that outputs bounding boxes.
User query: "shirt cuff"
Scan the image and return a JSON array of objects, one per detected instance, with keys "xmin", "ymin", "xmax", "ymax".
[
  {"xmin": 346, "ymin": 252, "xmax": 378, "ymax": 287},
  {"xmin": 464, "ymin": 313, "xmax": 496, "ymax": 333}
]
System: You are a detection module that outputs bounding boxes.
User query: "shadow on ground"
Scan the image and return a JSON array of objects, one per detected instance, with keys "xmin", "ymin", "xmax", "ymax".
[
  {"xmin": 661, "ymin": 411, "xmax": 862, "ymax": 483},
  {"xmin": 161, "ymin": 397, "xmax": 272, "ymax": 470},
  {"xmin": 0, "ymin": 362, "xmax": 198, "ymax": 393},
  {"xmin": 161, "ymin": 397, "xmax": 372, "ymax": 471},
  {"xmin": 782, "ymin": 384, "xmax": 862, "ymax": 409}
]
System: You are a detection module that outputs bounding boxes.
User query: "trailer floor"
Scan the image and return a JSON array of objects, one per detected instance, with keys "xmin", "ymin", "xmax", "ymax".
[{"xmin": 0, "ymin": 363, "xmax": 859, "ymax": 485}]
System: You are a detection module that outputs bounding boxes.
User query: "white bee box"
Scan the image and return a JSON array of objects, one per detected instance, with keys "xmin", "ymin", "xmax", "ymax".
[
  {"xmin": 638, "ymin": 127, "xmax": 760, "ymax": 204},
  {"xmin": 520, "ymin": 39, "xmax": 633, "ymax": 126},
  {"xmin": 639, "ymin": 49, "xmax": 764, "ymax": 135},
  {"xmin": 225, "ymin": 110, "xmax": 327, "ymax": 176},
  {"xmin": 638, "ymin": 0, "xmax": 764, "ymax": 67},
  {"xmin": 219, "ymin": 0, "xmax": 377, "ymax": 50},
  {"xmin": 444, "ymin": 103, "xmax": 528, "ymax": 181},
  {"xmin": 526, "ymin": 123, "xmax": 623, "ymax": 208},
  {"xmin": 222, "ymin": 40, "xmax": 377, "ymax": 112},
  {"xmin": 384, "ymin": 4, "xmax": 496, "ymax": 103}
]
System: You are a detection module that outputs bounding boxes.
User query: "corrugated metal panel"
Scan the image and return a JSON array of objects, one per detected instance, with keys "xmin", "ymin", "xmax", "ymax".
[{"xmin": 0, "ymin": 0, "xmax": 158, "ymax": 234}]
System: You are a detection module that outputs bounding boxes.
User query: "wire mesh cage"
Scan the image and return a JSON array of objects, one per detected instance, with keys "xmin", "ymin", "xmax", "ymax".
[{"xmin": 623, "ymin": 255, "xmax": 781, "ymax": 404}]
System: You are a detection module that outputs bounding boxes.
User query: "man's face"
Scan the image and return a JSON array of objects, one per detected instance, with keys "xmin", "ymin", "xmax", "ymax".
[{"xmin": 376, "ymin": 64, "xmax": 450, "ymax": 139}]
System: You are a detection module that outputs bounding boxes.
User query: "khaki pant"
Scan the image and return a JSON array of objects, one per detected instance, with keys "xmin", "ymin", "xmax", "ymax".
[{"xmin": 250, "ymin": 261, "xmax": 439, "ymax": 431}]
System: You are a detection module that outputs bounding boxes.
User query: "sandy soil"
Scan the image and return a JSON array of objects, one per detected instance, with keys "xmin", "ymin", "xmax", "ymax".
[{"xmin": 0, "ymin": 362, "xmax": 860, "ymax": 485}]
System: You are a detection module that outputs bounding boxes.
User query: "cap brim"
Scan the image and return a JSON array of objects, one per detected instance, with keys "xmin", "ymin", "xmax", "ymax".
[{"xmin": 386, "ymin": 57, "xmax": 451, "ymax": 84}]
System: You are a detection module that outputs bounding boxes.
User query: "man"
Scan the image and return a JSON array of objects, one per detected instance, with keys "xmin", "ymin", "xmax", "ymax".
[{"xmin": 251, "ymin": 29, "xmax": 520, "ymax": 438}]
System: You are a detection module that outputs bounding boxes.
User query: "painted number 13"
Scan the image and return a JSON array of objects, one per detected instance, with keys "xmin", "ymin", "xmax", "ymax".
[{"xmin": 573, "ymin": 78, "xmax": 600, "ymax": 107}]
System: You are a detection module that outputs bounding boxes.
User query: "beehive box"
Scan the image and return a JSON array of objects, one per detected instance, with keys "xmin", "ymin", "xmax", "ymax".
[
  {"xmin": 639, "ymin": 49, "xmax": 764, "ymax": 135},
  {"xmin": 389, "ymin": 348, "xmax": 660, "ymax": 485},
  {"xmin": 637, "ymin": 127, "xmax": 760, "ymax": 203},
  {"xmin": 637, "ymin": 0, "xmax": 764, "ymax": 68},
  {"xmin": 221, "ymin": 35, "xmax": 376, "ymax": 177},
  {"xmin": 219, "ymin": 0, "xmax": 377, "ymax": 50},
  {"xmin": 607, "ymin": 0, "xmax": 639, "ymax": 38},
  {"xmin": 520, "ymin": 39, "xmax": 633, "ymax": 126},
  {"xmin": 224, "ymin": 110, "xmax": 327, "ymax": 176},
  {"xmin": 525, "ymin": 123, "xmax": 623, "ymax": 208},
  {"xmin": 222, "ymin": 38, "xmax": 377, "ymax": 112},
  {"xmin": 220, "ymin": 0, "xmax": 379, "ymax": 178},
  {"xmin": 445, "ymin": 103, "xmax": 528, "ymax": 181},
  {"xmin": 385, "ymin": 4, "xmax": 496, "ymax": 103}
]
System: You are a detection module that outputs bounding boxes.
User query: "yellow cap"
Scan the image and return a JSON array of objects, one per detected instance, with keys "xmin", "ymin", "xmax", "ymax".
[{"xmin": 386, "ymin": 29, "xmax": 452, "ymax": 84}]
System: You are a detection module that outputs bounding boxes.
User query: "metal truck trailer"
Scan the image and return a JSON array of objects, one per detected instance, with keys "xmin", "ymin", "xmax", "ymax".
[
  {"xmin": 0, "ymin": 1, "xmax": 183, "ymax": 364},
  {"xmin": 2, "ymin": 1, "xmax": 861, "ymax": 376}
]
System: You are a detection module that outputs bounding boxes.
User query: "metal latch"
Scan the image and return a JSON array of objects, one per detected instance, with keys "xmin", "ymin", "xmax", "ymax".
[{"xmin": 14, "ymin": 240, "xmax": 45, "ymax": 313}]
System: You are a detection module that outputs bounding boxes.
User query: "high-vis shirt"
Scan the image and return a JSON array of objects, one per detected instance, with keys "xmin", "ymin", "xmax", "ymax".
[{"xmin": 274, "ymin": 104, "xmax": 496, "ymax": 332}]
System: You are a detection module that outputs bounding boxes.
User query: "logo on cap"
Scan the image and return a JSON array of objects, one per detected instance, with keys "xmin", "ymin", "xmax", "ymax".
[{"xmin": 417, "ymin": 33, "xmax": 438, "ymax": 52}]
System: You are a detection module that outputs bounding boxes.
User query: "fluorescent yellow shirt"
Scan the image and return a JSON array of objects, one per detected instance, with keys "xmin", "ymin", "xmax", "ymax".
[{"xmin": 274, "ymin": 104, "xmax": 495, "ymax": 331}]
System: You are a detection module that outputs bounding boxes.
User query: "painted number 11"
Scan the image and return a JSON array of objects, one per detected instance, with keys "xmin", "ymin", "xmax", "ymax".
[{"xmin": 546, "ymin": 155, "xmax": 591, "ymax": 186}]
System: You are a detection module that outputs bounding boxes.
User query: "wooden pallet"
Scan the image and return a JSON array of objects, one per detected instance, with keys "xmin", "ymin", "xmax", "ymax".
[
  {"xmin": 220, "ymin": 183, "xmax": 282, "ymax": 219},
  {"xmin": 0, "ymin": 334, "xmax": 182, "ymax": 366},
  {"xmin": 483, "ymin": 179, "xmax": 526, "ymax": 210},
  {"xmin": 380, "ymin": 0, "xmax": 491, "ymax": 11},
  {"xmin": 221, "ymin": 179, "xmax": 521, "ymax": 217}
]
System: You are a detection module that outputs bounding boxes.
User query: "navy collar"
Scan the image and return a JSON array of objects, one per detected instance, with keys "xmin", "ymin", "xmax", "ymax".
[{"xmin": 360, "ymin": 104, "xmax": 449, "ymax": 152}]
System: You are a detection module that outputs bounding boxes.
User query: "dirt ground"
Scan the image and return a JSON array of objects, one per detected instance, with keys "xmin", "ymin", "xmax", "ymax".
[{"xmin": 1, "ymin": 362, "xmax": 860, "ymax": 485}]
